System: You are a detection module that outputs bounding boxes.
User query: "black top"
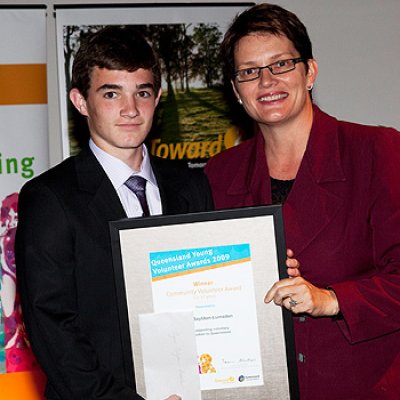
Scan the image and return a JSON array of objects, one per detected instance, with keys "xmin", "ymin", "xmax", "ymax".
[{"xmin": 271, "ymin": 177, "xmax": 294, "ymax": 204}]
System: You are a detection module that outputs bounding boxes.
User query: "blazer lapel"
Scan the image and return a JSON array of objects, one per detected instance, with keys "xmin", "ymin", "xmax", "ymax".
[
  {"xmin": 284, "ymin": 107, "xmax": 346, "ymax": 255},
  {"xmin": 150, "ymin": 156, "xmax": 193, "ymax": 214},
  {"xmin": 75, "ymin": 149, "xmax": 126, "ymax": 230},
  {"xmin": 226, "ymin": 132, "xmax": 272, "ymax": 207},
  {"xmin": 222, "ymin": 107, "xmax": 346, "ymax": 257}
]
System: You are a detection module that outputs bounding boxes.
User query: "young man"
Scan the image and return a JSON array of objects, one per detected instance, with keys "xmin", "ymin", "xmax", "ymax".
[{"xmin": 16, "ymin": 26, "xmax": 213, "ymax": 400}]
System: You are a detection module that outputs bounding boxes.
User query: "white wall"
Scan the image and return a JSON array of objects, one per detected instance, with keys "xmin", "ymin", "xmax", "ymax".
[
  {"xmin": 274, "ymin": 0, "xmax": 400, "ymax": 131},
  {"xmin": 2, "ymin": 0, "xmax": 399, "ymax": 165}
]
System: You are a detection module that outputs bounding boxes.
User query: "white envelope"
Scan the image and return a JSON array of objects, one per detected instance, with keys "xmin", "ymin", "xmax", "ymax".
[{"xmin": 138, "ymin": 311, "xmax": 202, "ymax": 400}]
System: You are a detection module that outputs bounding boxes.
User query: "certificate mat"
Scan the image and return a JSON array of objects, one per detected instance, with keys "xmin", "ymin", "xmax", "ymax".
[{"xmin": 110, "ymin": 206, "xmax": 299, "ymax": 399}]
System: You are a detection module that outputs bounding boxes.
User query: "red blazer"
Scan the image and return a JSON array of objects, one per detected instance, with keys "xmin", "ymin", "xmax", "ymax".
[{"xmin": 205, "ymin": 106, "xmax": 400, "ymax": 400}]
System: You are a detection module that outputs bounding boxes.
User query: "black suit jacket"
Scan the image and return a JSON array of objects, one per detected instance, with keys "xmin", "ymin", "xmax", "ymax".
[{"xmin": 16, "ymin": 148, "xmax": 214, "ymax": 400}]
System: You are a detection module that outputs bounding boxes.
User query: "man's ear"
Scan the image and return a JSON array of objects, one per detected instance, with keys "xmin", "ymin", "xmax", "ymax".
[
  {"xmin": 69, "ymin": 88, "xmax": 88, "ymax": 117},
  {"xmin": 154, "ymin": 88, "xmax": 162, "ymax": 107}
]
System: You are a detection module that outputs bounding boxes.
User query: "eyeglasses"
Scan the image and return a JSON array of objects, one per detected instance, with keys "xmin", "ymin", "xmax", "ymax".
[{"xmin": 234, "ymin": 58, "xmax": 305, "ymax": 83}]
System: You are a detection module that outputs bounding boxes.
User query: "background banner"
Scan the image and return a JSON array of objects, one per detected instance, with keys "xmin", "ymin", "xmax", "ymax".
[
  {"xmin": 0, "ymin": 6, "xmax": 48, "ymax": 399},
  {"xmin": 55, "ymin": 3, "xmax": 254, "ymax": 167}
]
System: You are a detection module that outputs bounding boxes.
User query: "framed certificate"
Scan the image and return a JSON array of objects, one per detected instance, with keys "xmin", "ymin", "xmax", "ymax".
[{"xmin": 110, "ymin": 205, "xmax": 299, "ymax": 399}]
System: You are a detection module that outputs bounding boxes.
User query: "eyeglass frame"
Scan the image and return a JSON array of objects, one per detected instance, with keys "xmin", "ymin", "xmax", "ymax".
[{"xmin": 234, "ymin": 57, "xmax": 305, "ymax": 83}]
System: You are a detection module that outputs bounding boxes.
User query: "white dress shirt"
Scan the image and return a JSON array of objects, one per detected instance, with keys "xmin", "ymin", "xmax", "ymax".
[{"xmin": 89, "ymin": 140, "xmax": 162, "ymax": 217}]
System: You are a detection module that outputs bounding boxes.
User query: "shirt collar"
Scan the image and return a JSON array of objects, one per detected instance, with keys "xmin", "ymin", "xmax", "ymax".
[{"xmin": 89, "ymin": 139, "xmax": 157, "ymax": 190}]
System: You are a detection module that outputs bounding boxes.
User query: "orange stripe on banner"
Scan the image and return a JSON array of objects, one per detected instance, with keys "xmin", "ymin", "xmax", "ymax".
[
  {"xmin": 0, "ymin": 64, "xmax": 47, "ymax": 105},
  {"xmin": 0, "ymin": 370, "xmax": 46, "ymax": 399}
]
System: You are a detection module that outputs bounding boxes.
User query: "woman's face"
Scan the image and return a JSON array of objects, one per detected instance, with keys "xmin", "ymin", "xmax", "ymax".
[{"xmin": 232, "ymin": 33, "xmax": 317, "ymax": 130}]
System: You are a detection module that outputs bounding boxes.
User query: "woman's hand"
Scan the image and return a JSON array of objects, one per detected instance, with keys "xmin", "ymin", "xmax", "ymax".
[
  {"xmin": 264, "ymin": 276, "xmax": 340, "ymax": 317},
  {"xmin": 286, "ymin": 248, "xmax": 301, "ymax": 277}
]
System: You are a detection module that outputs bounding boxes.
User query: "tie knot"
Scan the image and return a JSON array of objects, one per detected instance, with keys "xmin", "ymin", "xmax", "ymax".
[
  {"xmin": 124, "ymin": 175, "xmax": 150, "ymax": 217},
  {"xmin": 125, "ymin": 175, "xmax": 147, "ymax": 193}
]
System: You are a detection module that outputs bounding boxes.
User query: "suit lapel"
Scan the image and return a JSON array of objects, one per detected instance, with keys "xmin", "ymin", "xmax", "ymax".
[
  {"xmin": 150, "ymin": 156, "xmax": 189, "ymax": 214},
  {"xmin": 283, "ymin": 107, "xmax": 345, "ymax": 255},
  {"xmin": 283, "ymin": 161, "xmax": 344, "ymax": 255},
  {"xmin": 226, "ymin": 132, "xmax": 272, "ymax": 207},
  {"xmin": 150, "ymin": 156, "xmax": 171, "ymax": 214},
  {"xmin": 223, "ymin": 107, "xmax": 346, "ymax": 257},
  {"xmin": 75, "ymin": 149, "xmax": 126, "ymax": 227}
]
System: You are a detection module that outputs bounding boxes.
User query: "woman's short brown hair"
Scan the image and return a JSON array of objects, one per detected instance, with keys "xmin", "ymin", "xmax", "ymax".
[{"xmin": 221, "ymin": 3, "xmax": 313, "ymax": 79}]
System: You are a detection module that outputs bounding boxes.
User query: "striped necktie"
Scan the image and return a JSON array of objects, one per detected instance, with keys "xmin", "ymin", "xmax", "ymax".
[{"xmin": 124, "ymin": 175, "xmax": 150, "ymax": 217}]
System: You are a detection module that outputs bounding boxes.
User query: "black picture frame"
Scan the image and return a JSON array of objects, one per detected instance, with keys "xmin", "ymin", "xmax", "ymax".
[{"xmin": 110, "ymin": 205, "xmax": 299, "ymax": 399}]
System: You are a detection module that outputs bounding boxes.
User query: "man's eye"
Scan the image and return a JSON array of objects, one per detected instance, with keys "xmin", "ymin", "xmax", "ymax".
[
  {"xmin": 104, "ymin": 91, "xmax": 118, "ymax": 99},
  {"xmin": 137, "ymin": 91, "xmax": 152, "ymax": 98}
]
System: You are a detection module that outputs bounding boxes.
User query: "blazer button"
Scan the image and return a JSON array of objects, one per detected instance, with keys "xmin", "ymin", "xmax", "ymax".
[
  {"xmin": 299, "ymin": 316, "xmax": 306, "ymax": 322},
  {"xmin": 298, "ymin": 353, "xmax": 306, "ymax": 363}
]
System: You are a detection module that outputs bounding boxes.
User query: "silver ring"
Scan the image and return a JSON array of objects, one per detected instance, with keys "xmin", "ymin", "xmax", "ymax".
[{"xmin": 288, "ymin": 297, "xmax": 298, "ymax": 309}]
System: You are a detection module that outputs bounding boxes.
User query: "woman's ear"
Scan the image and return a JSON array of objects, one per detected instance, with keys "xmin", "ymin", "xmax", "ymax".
[
  {"xmin": 69, "ymin": 88, "xmax": 88, "ymax": 117},
  {"xmin": 306, "ymin": 59, "xmax": 318, "ymax": 89},
  {"xmin": 231, "ymin": 79, "xmax": 243, "ymax": 105}
]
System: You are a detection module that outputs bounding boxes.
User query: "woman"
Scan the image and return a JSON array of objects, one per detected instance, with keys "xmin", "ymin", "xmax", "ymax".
[{"xmin": 205, "ymin": 3, "xmax": 400, "ymax": 399}]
